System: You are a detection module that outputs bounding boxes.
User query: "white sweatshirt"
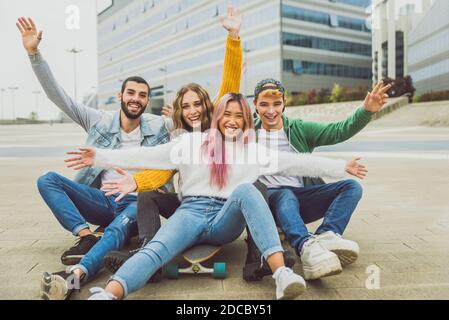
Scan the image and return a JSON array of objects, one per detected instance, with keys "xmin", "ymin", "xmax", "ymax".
[{"xmin": 95, "ymin": 132, "xmax": 347, "ymax": 199}]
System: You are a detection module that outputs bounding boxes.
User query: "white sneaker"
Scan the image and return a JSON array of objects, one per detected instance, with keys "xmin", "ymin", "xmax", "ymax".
[
  {"xmin": 315, "ymin": 231, "xmax": 360, "ymax": 266},
  {"xmin": 274, "ymin": 267, "xmax": 306, "ymax": 300},
  {"xmin": 88, "ymin": 287, "xmax": 117, "ymax": 300},
  {"xmin": 300, "ymin": 237, "xmax": 342, "ymax": 280}
]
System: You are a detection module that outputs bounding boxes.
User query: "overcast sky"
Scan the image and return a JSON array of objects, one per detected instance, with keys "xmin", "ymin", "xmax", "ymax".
[
  {"xmin": 0, "ymin": 0, "xmax": 98, "ymax": 120},
  {"xmin": 0, "ymin": 0, "xmax": 425, "ymax": 120}
]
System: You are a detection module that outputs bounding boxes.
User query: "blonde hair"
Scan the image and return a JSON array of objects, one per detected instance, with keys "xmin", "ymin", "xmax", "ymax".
[{"xmin": 258, "ymin": 89, "xmax": 284, "ymax": 100}]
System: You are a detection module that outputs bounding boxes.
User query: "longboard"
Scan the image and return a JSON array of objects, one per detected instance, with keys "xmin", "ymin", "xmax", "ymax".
[{"xmin": 165, "ymin": 244, "xmax": 227, "ymax": 279}]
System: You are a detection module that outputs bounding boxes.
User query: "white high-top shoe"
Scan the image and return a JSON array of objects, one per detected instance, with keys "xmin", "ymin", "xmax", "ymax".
[
  {"xmin": 274, "ymin": 267, "xmax": 306, "ymax": 300},
  {"xmin": 88, "ymin": 287, "xmax": 117, "ymax": 300},
  {"xmin": 300, "ymin": 237, "xmax": 342, "ymax": 280},
  {"xmin": 315, "ymin": 231, "xmax": 360, "ymax": 266}
]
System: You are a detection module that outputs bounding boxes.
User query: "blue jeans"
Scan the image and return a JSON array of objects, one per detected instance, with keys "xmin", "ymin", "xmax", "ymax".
[
  {"xmin": 111, "ymin": 183, "xmax": 284, "ymax": 298},
  {"xmin": 268, "ymin": 180, "xmax": 363, "ymax": 256},
  {"xmin": 37, "ymin": 172, "xmax": 138, "ymax": 278}
]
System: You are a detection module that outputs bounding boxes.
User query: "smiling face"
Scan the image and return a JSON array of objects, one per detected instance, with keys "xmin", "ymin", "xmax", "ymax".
[
  {"xmin": 181, "ymin": 90, "xmax": 205, "ymax": 130},
  {"xmin": 118, "ymin": 81, "xmax": 150, "ymax": 120},
  {"xmin": 255, "ymin": 85, "xmax": 285, "ymax": 131},
  {"xmin": 218, "ymin": 100, "xmax": 246, "ymax": 140}
]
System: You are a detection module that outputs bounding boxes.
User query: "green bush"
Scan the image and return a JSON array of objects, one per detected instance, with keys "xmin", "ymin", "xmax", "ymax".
[
  {"xmin": 330, "ymin": 84, "xmax": 342, "ymax": 103},
  {"xmin": 285, "ymin": 84, "xmax": 367, "ymax": 107},
  {"xmin": 418, "ymin": 90, "xmax": 449, "ymax": 102}
]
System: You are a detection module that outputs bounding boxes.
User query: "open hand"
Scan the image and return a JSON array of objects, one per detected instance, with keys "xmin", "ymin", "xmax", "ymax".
[
  {"xmin": 101, "ymin": 168, "xmax": 138, "ymax": 202},
  {"xmin": 65, "ymin": 147, "xmax": 96, "ymax": 170},
  {"xmin": 220, "ymin": 5, "xmax": 242, "ymax": 39},
  {"xmin": 364, "ymin": 81, "xmax": 392, "ymax": 113},
  {"xmin": 162, "ymin": 104, "xmax": 174, "ymax": 118},
  {"xmin": 345, "ymin": 157, "xmax": 368, "ymax": 179},
  {"xmin": 16, "ymin": 17, "xmax": 42, "ymax": 55}
]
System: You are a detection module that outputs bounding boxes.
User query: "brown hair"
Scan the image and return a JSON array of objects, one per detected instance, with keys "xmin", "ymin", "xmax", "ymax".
[{"xmin": 172, "ymin": 83, "xmax": 213, "ymax": 132}]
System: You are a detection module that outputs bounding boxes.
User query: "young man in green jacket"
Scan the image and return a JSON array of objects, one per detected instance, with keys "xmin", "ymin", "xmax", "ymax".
[{"xmin": 244, "ymin": 78, "xmax": 391, "ymax": 281}]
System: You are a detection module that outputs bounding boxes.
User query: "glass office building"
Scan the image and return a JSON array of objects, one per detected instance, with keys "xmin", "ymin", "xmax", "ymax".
[
  {"xmin": 408, "ymin": 0, "xmax": 449, "ymax": 95},
  {"xmin": 98, "ymin": 0, "xmax": 372, "ymax": 111}
]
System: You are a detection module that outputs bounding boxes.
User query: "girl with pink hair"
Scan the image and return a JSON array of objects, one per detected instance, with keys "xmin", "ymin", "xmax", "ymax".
[{"xmin": 65, "ymin": 93, "xmax": 367, "ymax": 300}]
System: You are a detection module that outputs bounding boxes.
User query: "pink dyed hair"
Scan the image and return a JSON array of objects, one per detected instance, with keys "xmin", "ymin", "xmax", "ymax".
[{"xmin": 202, "ymin": 93, "xmax": 255, "ymax": 190}]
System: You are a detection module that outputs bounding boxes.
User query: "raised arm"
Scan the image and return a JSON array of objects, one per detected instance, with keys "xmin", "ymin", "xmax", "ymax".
[
  {"xmin": 214, "ymin": 6, "xmax": 243, "ymax": 105},
  {"xmin": 302, "ymin": 81, "xmax": 392, "ymax": 148},
  {"xmin": 16, "ymin": 17, "xmax": 101, "ymax": 131}
]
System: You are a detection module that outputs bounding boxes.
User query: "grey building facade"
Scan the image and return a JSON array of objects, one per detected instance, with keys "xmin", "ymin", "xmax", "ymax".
[
  {"xmin": 98, "ymin": 0, "xmax": 372, "ymax": 111},
  {"xmin": 408, "ymin": 0, "xmax": 449, "ymax": 95}
]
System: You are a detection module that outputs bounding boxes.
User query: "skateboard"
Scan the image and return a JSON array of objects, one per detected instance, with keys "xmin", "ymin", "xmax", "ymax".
[{"xmin": 165, "ymin": 245, "xmax": 227, "ymax": 279}]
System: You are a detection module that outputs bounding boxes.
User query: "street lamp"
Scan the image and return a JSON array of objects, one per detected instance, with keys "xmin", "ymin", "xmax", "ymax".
[
  {"xmin": 243, "ymin": 44, "xmax": 253, "ymax": 98},
  {"xmin": 8, "ymin": 86, "xmax": 19, "ymax": 121},
  {"xmin": 0, "ymin": 88, "xmax": 6, "ymax": 120},
  {"xmin": 159, "ymin": 66, "xmax": 168, "ymax": 104},
  {"xmin": 67, "ymin": 47, "xmax": 83, "ymax": 102},
  {"xmin": 32, "ymin": 90, "xmax": 42, "ymax": 120}
]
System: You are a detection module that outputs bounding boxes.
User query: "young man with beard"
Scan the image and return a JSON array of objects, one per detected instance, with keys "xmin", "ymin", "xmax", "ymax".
[{"xmin": 16, "ymin": 17, "xmax": 173, "ymax": 299}]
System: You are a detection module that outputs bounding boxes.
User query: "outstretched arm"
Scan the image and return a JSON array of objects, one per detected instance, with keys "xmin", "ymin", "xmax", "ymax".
[
  {"xmin": 258, "ymin": 145, "xmax": 367, "ymax": 180},
  {"xmin": 16, "ymin": 17, "xmax": 101, "ymax": 131},
  {"xmin": 65, "ymin": 138, "xmax": 180, "ymax": 171}
]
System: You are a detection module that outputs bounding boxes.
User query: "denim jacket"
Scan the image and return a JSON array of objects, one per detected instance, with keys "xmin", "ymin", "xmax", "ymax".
[
  {"xmin": 79, "ymin": 112, "xmax": 170, "ymax": 188},
  {"xmin": 29, "ymin": 52, "xmax": 171, "ymax": 189}
]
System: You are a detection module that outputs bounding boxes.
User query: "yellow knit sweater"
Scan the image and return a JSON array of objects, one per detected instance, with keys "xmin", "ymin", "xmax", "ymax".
[{"xmin": 133, "ymin": 35, "xmax": 243, "ymax": 192}]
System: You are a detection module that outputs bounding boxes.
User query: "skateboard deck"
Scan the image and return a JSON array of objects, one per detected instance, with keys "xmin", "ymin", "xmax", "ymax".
[
  {"xmin": 165, "ymin": 245, "xmax": 227, "ymax": 279},
  {"xmin": 183, "ymin": 245, "xmax": 222, "ymax": 264}
]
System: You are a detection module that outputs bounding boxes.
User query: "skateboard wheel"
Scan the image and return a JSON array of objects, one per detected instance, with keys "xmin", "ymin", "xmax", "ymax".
[
  {"xmin": 165, "ymin": 264, "xmax": 179, "ymax": 279},
  {"xmin": 212, "ymin": 263, "xmax": 227, "ymax": 279}
]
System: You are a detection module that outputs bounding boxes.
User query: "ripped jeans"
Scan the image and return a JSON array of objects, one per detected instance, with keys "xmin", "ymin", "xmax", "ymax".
[
  {"xmin": 37, "ymin": 172, "xmax": 138, "ymax": 279},
  {"xmin": 110, "ymin": 183, "xmax": 284, "ymax": 298}
]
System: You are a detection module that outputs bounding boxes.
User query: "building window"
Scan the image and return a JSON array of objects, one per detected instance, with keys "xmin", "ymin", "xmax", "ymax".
[
  {"xmin": 284, "ymin": 59, "xmax": 372, "ymax": 79},
  {"xmin": 382, "ymin": 41, "xmax": 388, "ymax": 78},
  {"xmin": 330, "ymin": 0, "xmax": 372, "ymax": 9},
  {"xmin": 330, "ymin": 14, "xmax": 339, "ymax": 27},
  {"xmin": 283, "ymin": 32, "xmax": 372, "ymax": 56},
  {"xmin": 282, "ymin": 5, "xmax": 330, "ymax": 26},
  {"xmin": 282, "ymin": 4, "xmax": 370, "ymax": 33},
  {"xmin": 374, "ymin": 51, "xmax": 379, "ymax": 82},
  {"xmin": 338, "ymin": 15, "xmax": 371, "ymax": 33},
  {"xmin": 396, "ymin": 31, "xmax": 404, "ymax": 78}
]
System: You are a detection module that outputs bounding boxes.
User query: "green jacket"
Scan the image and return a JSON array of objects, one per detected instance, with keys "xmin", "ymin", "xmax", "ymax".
[{"xmin": 254, "ymin": 106, "xmax": 375, "ymax": 186}]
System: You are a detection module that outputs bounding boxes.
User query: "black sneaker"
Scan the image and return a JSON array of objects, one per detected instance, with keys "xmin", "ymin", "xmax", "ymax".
[
  {"xmin": 103, "ymin": 251, "xmax": 130, "ymax": 274},
  {"xmin": 243, "ymin": 234, "xmax": 297, "ymax": 282},
  {"xmin": 103, "ymin": 238, "xmax": 162, "ymax": 283},
  {"xmin": 103, "ymin": 252, "xmax": 163, "ymax": 283},
  {"xmin": 40, "ymin": 270, "xmax": 82, "ymax": 300},
  {"xmin": 61, "ymin": 235, "xmax": 99, "ymax": 266}
]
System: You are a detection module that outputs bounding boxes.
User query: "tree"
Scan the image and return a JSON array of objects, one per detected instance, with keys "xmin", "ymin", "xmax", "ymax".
[
  {"xmin": 330, "ymin": 84, "xmax": 343, "ymax": 103},
  {"xmin": 29, "ymin": 112, "xmax": 38, "ymax": 121}
]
